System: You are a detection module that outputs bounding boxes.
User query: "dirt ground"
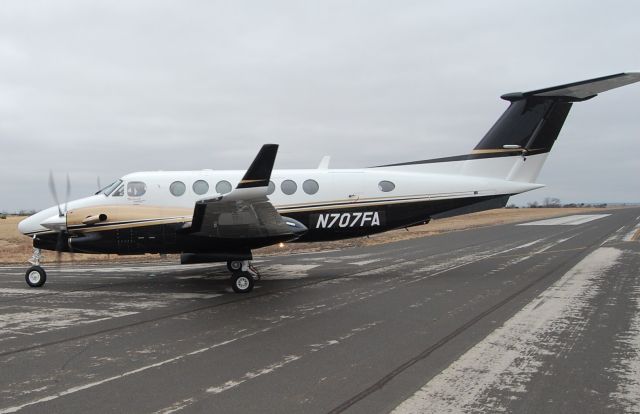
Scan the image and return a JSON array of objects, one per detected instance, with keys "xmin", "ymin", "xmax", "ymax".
[{"xmin": 0, "ymin": 207, "xmax": 609, "ymax": 264}]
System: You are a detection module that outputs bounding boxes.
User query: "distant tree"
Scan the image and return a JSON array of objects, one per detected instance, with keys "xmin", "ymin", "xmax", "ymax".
[
  {"xmin": 506, "ymin": 203, "xmax": 519, "ymax": 209},
  {"xmin": 527, "ymin": 201, "xmax": 539, "ymax": 208},
  {"xmin": 543, "ymin": 197, "xmax": 561, "ymax": 208}
]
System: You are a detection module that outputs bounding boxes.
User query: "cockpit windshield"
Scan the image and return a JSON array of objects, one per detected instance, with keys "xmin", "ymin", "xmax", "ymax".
[{"xmin": 96, "ymin": 179, "xmax": 123, "ymax": 196}]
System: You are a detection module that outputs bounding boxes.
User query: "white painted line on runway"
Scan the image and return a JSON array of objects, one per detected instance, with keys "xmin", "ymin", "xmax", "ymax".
[
  {"xmin": 153, "ymin": 320, "xmax": 381, "ymax": 413},
  {"xmin": 517, "ymin": 214, "xmax": 611, "ymax": 226},
  {"xmin": 391, "ymin": 247, "xmax": 622, "ymax": 414},
  {"xmin": 0, "ymin": 329, "xmax": 271, "ymax": 414},
  {"xmin": 207, "ymin": 354, "xmax": 302, "ymax": 394}
]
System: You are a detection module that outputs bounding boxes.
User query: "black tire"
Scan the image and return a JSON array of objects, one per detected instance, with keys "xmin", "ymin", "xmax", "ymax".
[
  {"xmin": 25, "ymin": 266, "xmax": 47, "ymax": 288},
  {"xmin": 231, "ymin": 272, "xmax": 254, "ymax": 293},
  {"xmin": 227, "ymin": 260, "xmax": 243, "ymax": 272}
]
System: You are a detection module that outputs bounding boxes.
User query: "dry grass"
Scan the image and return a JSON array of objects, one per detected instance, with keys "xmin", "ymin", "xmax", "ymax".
[{"xmin": 0, "ymin": 207, "xmax": 611, "ymax": 264}]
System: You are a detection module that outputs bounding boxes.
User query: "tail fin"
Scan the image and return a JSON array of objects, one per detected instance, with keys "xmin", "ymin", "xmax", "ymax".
[{"xmin": 461, "ymin": 72, "xmax": 640, "ymax": 182}]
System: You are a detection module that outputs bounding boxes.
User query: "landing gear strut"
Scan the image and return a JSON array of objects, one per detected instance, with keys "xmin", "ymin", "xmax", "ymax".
[
  {"xmin": 25, "ymin": 247, "xmax": 47, "ymax": 288},
  {"xmin": 229, "ymin": 260, "xmax": 259, "ymax": 293}
]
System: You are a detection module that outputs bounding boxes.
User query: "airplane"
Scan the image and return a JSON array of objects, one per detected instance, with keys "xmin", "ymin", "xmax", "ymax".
[{"xmin": 18, "ymin": 72, "xmax": 640, "ymax": 293}]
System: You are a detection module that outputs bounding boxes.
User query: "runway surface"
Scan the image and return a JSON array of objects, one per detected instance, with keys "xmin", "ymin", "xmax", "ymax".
[{"xmin": 1, "ymin": 208, "xmax": 639, "ymax": 413}]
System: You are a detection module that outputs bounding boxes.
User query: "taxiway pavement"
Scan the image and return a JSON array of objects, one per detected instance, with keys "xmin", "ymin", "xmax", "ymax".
[{"xmin": 1, "ymin": 208, "xmax": 639, "ymax": 413}]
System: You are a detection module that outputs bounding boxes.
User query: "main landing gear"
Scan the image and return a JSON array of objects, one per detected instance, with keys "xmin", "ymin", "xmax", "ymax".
[
  {"xmin": 227, "ymin": 260, "xmax": 259, "ymax": 293},
  {"xmin": 25, "ymin": 248, "xmax": 47, "ymax": 288}
]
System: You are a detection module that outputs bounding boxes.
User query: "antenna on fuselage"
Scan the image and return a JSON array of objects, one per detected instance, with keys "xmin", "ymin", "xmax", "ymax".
[{"xmin": 317, "ymin": 155, "xmax": 331, "ymax": 169}]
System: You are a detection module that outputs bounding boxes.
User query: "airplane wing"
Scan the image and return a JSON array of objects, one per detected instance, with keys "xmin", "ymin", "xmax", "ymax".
[{"xmin": 188, "ymin": 144, "xmax": 306, "ymax": 240}]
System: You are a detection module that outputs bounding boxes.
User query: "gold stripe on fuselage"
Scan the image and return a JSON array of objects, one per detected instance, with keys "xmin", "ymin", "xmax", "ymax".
[{"xmin": 67, "ymin": 191, "xmax": 483, "ymax": 233}]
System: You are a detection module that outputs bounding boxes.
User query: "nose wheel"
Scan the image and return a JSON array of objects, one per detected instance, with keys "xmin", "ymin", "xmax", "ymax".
[
  {"xmin": 25, "ymin": 247, "xmax": 47, "ymax": 288},
  {"xmin": 25, "ymin": 266, "xmax": 47, "ymax": 288}
]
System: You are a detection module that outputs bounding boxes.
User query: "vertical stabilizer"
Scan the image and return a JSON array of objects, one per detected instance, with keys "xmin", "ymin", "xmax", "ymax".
[{"xmin": 460, "ymin": 72, "xmax": 640, "ymax": 182}]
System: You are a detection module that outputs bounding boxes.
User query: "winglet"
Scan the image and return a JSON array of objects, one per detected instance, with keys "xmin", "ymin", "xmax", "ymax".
[{"xmin": 236, "ymin": 144, "xmax": 279, "ymax": 189}]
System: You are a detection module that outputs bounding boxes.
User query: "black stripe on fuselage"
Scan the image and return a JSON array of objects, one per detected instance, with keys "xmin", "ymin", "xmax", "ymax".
[
  {"xmin": 370, "ymin": 148, "xmax": 548, "ymax": 168},
  {"xmin": 39, "ymin": 193, "xmax": 511, "ymax": 254}
]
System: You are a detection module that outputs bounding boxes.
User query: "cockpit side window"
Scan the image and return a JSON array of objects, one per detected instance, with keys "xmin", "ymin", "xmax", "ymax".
[
  {"xmin": 98, "ymin": 179, "xmax": 123, "ymax": 196},
  {"xmin": 112, "ymin": 184, "xmax": 125, "ymax": 197},
  {"xmin": 127, "ymin": 181, "xmax": 147, "ymax": 197}
]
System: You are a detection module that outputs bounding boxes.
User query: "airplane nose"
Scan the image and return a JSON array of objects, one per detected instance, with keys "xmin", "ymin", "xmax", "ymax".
[
  {"xmin": 17, "ymin": 206, "xmax": 61, "ymax": 236},
  {"xmin": 18, "ymin": 216, "xmax": 36, "ymax": 235}
]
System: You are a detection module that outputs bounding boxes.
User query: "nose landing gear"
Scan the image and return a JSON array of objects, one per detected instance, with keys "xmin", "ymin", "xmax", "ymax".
[{"xmin": 25, "ymin": 247, "xmax": 47, "ymax": 288}]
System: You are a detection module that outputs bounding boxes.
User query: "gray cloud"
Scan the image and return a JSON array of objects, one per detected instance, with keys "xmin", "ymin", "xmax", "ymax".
[{"xmin": 1, "ymin": 0, "xmax": 639, "ymax": 211}]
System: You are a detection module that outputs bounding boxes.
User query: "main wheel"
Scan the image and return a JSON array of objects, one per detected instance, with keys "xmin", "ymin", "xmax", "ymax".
[
  {"xmin": 227, "ymin": 260, "xmax": 243, "ymax": 272},
  {"xmin": 25, "ymin": 266, "xmax": 47, "ymax": 288},
  {"xmin": 231, "ymin": 272, "xmax": 254, "ymax": 293}
]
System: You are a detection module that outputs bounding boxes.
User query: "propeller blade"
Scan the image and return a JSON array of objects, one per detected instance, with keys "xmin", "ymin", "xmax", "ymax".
[
  {"xmin": 48, "ymin": 170, "xmax": 63, "ymax": 217},
  {"xmin": 64, "ymin": 173, "xmax": 71, "ymax": 215},
  {"xmin": 97, "ymin": 176, "xmax": 102, "ymax": 192}
]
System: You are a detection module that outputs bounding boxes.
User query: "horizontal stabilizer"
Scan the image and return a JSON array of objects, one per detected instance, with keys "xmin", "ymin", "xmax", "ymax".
[{"xmin": 502, "ymin": 72, "xmax": 640, "ymax": 102}]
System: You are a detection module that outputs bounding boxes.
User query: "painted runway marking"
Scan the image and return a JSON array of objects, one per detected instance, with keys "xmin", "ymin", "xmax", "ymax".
[
  {"xmin": 392, "ymin": 247, "xmax": 622, "ymax": 414},
  {"xmin": 206, "ymin": 354, "xmax": 302, "ymax": 394},
  {"xmin": 518, "ymin": 214, "xmax": 611, "ymax": 226},
  {"xmin": 0, "ymin": 329, "xmax": 270, "ymax": 414},
  {"xmin": 152, "ymin": 321, "xmax": 381, "ymax": 413}
]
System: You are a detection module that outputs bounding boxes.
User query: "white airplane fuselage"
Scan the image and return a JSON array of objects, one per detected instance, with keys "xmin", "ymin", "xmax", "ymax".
[{"xmin": 19, "ymin": 160, "xmax": 543, "ymax": 249}]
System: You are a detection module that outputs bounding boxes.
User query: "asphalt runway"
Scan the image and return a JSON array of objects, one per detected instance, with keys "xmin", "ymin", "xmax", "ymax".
[{"xmin": 1, "ymin": 208, "xmax": 639, "ymax": 413}]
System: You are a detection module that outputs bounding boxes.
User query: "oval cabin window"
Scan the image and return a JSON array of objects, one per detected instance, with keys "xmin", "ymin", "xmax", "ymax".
[
  {"xmin": 170, "ymin": 181, "xmax": 186, "ymax": 197},
  {"xmin": 281, "ymin": 180, "xmax": 297, "ymax": 195},
  {"xmin": 267, "ymin": 181, "xmax": 276, "ymax": 195},
  {"xmin": 192, "ymin": 180, "xmax": 209, "ymax": 195},
  {"xmin": 216, "ymin": 180, "xmax": 232, "ymax": 194},
  {"xmin": 378, "ymin": 180, "xmax": 395, "ymax": 192},
  {"xmin": 302, "ymin": 179, "xmax": 319, "ymax": 195}
]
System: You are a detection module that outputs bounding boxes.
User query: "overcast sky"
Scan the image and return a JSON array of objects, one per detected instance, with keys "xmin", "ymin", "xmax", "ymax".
[{"xmin": 1, "ymin": 0, "xmax": 639, "ymax": 212}]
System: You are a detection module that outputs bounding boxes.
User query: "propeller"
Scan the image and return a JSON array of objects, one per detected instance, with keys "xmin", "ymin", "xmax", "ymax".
[
  {"xmin": 48, "ymin": 171, "xmax": 72, "ymax": 263},
  {"xmin": 48, "ymin": 170, "xmax": 63, "ymax": 217}
]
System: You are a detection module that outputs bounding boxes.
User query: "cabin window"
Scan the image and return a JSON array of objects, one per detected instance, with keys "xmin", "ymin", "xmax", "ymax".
[
  {"xmin": 127, "ymin": 181, "xmax": 147, "ymax": 197},
  {"xmin": 170, "ymin": 181, "xmax": 186, "ymax": 197},
  {"xmin": 216, "ymin": 180, "xmax": 232, "ymax": 194},
  {"xmin": 192, "ymin": 180, "xmax": 209, "ymax": 195},
  {"xmin": 112, "ymin": 184, "xmax": 125, "ymax": 197},
  {"xmin": 281, "ymin": 180, "xmax": 297, "ymax": 195},
  {"xmin": 267, "ymin": 181, "xmax": 276, "ymax": 195},
  {"xmin": 302, "ymin": 179, "xmax": 319, "ymax": 195},
  {"xmin": 378, "ymin": 180, "xmax": 395, "ymax": 192}
]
